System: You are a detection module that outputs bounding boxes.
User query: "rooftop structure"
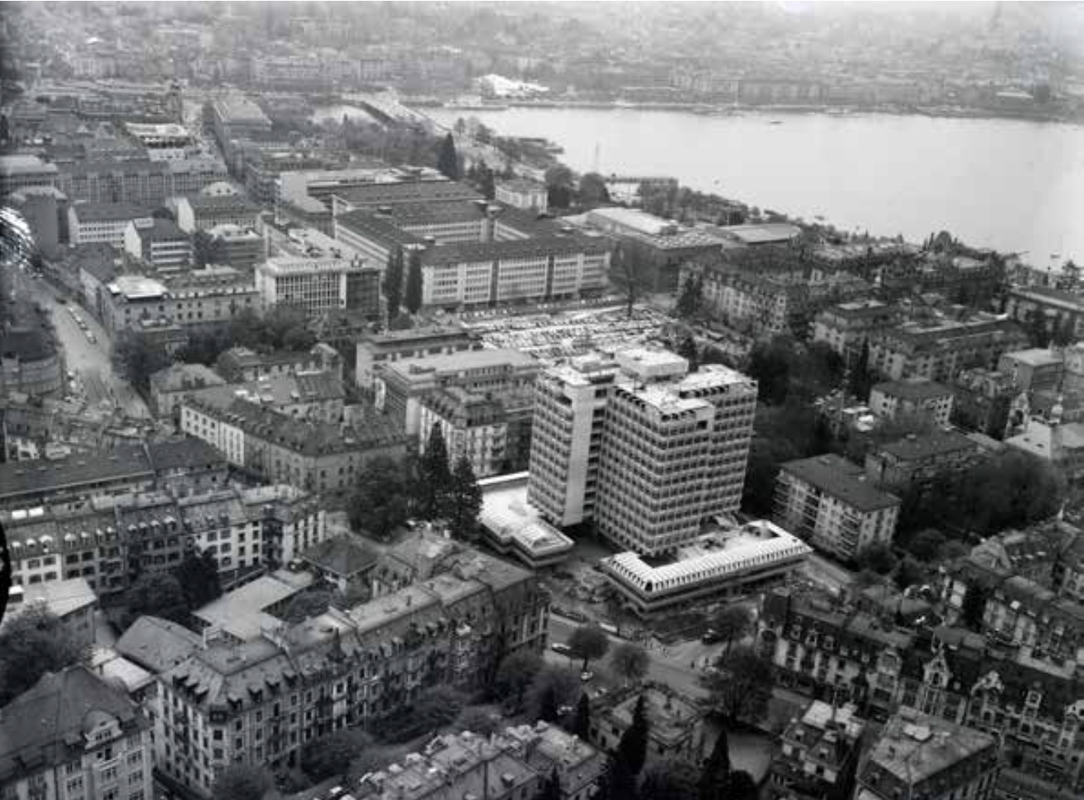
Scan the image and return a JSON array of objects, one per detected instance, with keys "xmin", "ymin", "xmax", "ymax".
[
  {"xmin": 857, "ymin": 709, "xmax": 999, "ymax": 800},
  {"xmin": 193, "ymin": 569, "xmax": 315, "ymax": 642},
  {"xmin": 603, "ymin": 519, "xmax": 811, "ymax": 617},
  {"xmin": 115, "ymin": 615, "xmax": 204, "ymax": 674},
  {"xmin": 478, "ymin": 473, "xmax": 575, "ymax": 569},
  {"xmin": 712, "ymin": 222, "xmax": 803, "ymax": 246}
]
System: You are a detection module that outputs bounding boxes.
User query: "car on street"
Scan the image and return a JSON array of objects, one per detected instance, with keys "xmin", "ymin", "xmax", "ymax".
[
  {"xmin": 580, "ymin": 671, "xmax": 594, "ymax": 683},
  {"xmin": 551, "ymin": 642, "xmax": 572, "ymax": 655},
  {"xmin": 86, "ymin": 333, "xmax": 97, "ymax": 344}
]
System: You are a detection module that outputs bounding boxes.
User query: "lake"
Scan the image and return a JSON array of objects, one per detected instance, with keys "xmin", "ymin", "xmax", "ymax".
[{"xmin": 417, "ymin": 106, "xmax": 1084, "ymax": 266}]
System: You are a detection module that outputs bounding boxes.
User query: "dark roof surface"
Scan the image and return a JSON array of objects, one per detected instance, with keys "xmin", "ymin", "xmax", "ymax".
[
  {"xmin": 302, "ymin": 536, "xmax": 378, "ymax": 578},
  {"xmin": 781, "ymin": 453, "xmax": 900, "ymax": 512},
  {"xmin": 0, "ymin": 666, "xmax": 146, "ymax": 784},
  {"xmin": 0, "ymin": 445, "xmax": 152, "ymax": 499}
]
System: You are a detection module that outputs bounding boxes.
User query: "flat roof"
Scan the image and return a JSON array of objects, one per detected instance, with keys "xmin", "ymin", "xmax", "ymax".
[
  {"xmin": 871, "ymin": 379, "xmax": 953, "ymax": 401},
  {"xmin": 714, "ymin": 222, "xmax": 802, "ymax": 244},
  {"xmin": 194, "ymin": 570, "xmax": 314, "ymax": 641},
  {"xmin": 5, "ymin": 577, "xmax": 97, "ymax": 621},
  {"xmin": 781, "ymin": 453, "xmax": 900, "ymax": 512},
  {"xmin": 382, "ymin": 347, "xmax": 538, "ymax": 382},
  {"xmin": 479, "ymin": 473, "xmax": 575, "ymax": 558},
  {"xmin": 604, "ymin": 520, "xmax": 811, "ymax": 590},
  {"xmin": 1000, "ymin": 347, "xmax": 1064, "ymax": 368},
  {"xmin": 108, "ymin": 274, "xmax": 168, "ymax": 300}
]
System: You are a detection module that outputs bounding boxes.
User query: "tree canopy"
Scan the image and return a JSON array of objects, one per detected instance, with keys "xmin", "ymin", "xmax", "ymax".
[
  {"xmin": 437, "ymin": 133, "xmax": 460, "ymax": 180},
  {"xmin": 615, "ymin": 694, "xmax": 650, "ymax": 776},
  {"xmin": 609, "ymin": 642, "xmax": 650, "ymax": 685},
  {"xmin": 212, "ymin": 764, "xmax": 274, "ymax": 800},
  {"xmin": 709, "ymin": 606, "xmax": 753, "ymax": 654},
  {"xmin": 404, "ymin": 248, "xmax": 423, "ymax": 315},
  {"xmin": 0, "ymin": 607, "xmax": 89, "ymax": 706},
  {"xmin": 568, "ymin": 623, "xmax": 610, "ymax": 671},
  {"xmin": 174, "ymin": 550, "xmax": 222, "ymax": 609},
  {"xmin": 493, "ymin": 649, "xmax": 544, "ymax": 711},
  {"xmin": 417, "ymin": 424, "xmax": 453, "ymax": 520},
  {"xmin": 701, "ymin": 646, "xmax": 774, "ymax": 724},
  {"xmin": 347, "ymin": 456, "xmax": 412, "ymax": 539},
  {"xmin": 127, "ymin": 570, "xmax": 189, "ymax": 624},
  {"xmin": 446, "ymin": 454, "xmax": 482, "ymax": 541},
  {"xmin": 302, "ymin": 728, "xmax": 373, "ymax": 781}
]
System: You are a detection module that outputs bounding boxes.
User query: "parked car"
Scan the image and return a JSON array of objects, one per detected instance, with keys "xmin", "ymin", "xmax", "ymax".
[
  {"xmin": 551, "ymin": 642, "xmax": 572, "ymax": 655},
  {"xmin": 580, "ymin": 671, "xmax": 594, "ymax": 683}
]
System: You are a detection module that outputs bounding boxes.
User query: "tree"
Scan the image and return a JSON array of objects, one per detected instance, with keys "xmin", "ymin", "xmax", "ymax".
[
  {"xmin": 527, "ymin": 666, "xmax": 581, "ymax": 722},
  {"xmin": 417, "ymin": 424, "xmax": 453, "ymax": 520},
  {"xmin": 385, "ymin": 247, "xmax": 404, "ymax": 318},
  {"xmin": 676, "ymin": 334, "xmax": 699, "ymax": 370},
  {"xmin": 193, "ymin": 229, "xmax": 226, "ymax": 268},
  {"xmin": 698, "ymin": 729, "xmax": 731, "ymax": 800},
  {"xmin": 568, "ymin": 623, "xmax": 610, "ymax": 671},
  {"xmin": 746, "ymin": 339, "xmax": 793, "ymax": 405},
  {"xmin": 855, "ymin": 542, "xmax": 897, "ymax": 574},
  {"xmin": 0, "ymin": 607, "xmax": 89, "ymax": 706},
  {"xmin": 456, "ymin": 705, "xmax": 503, "ymax": 737},
  {"xmin": 347, "ymin": 456, "xmax": 411, "ymax": 539},
  {"xmin": 956, "ymin": 450, "xmax": 1064, "ymax": 536},
  {"xmin": 709, "ymin": 606, "xmax": 753, "ymax": 655},
  {"xmin": 544, "ymin": 164, "xmax": 575, "ymax": 209},
  {"xmin": 174, "ymin": 550, "xmax": 222, "ymax": 608},
  {"xmin": 609, "ymin": 642, "xmax": 649, "ymax": 685},
  {"xmin": 676, "ymin": 273, "xmax": 703, "ymax": 319},
  {"xmin": 493, "ymin": 650, "xmax": 544, "ymax": 710},
  {"xmin": 701, "ymin": 646, "xmax": 774, "ymax": 724},
  {"xmin": 573, "ymin": 693, "xmax": 591, "ymax": 739},
  {"xmin": 894, "ymin": 555, "xmax": 927, "ymax": 591},
  {"xmin": 281, "ymin": 585, "xmax": 336, "ymax": 623},
  {"xmin": 906, "ymin": 528, "xmax": 946, "ymax": 562},
  {"xmin": 848, "ymin": 339, "xmax": 874, "ymax": 400},
  {"xmin": 961, "ymin": 581, "xmax": 989, "ymax": 631},
  {"xmin": 437, "ymin": 133, "xmax": 460, "ymax": 180},
  {"xmin": 616, "ymin": 694, "xmax": 649, "ymax": 776},
  {"xmin": 383, "ymin": 686, "xmax": 469, "ymax": 742},
  {"xmin": 212, "ymin": 764, "xmax": 273, "ymax": 800},
  {"xmin": 475, "ymin": 159, "xmax": 496, "ymax": 200},
  {"xmin": 603, "ymin": 757, "xmax": 640, "ymax": 800},
  {"xmin": 302, "ymin": 729, "xmax": 373, "ymax": 781},
  {"xmin": 404, "ymin": 248, "xmax": 423, "ymax": 314},
  {"xmin": 113, "ymin": 332, "xmax": 171, "ymax": 395},
  {"xmin": 641, "ymin": 761, "xmax": 699, "ymax": 800},
  {"xmin": 446, "ymin": 455, "xmax": 482, "ymax": 540},
  {"xmin": 578, "ymin": 172, "xmax": 610, "ymax": 208},
  {"xmin": 127, "ymin": 571, "xmax": 188, "ymax": 624},
  {"xmin": 612, "ymin": 243, "xmax": 655, "ymax": 319},
  {"xmin": 1024, "ymin": 307, "xmax": 1048, "ymax": 347},
  {"xmin": 537, "ymin": 682, "xmax": 560, "ymax": 723},
  {"xmin": 1053, "ymin": 316, "xmax": 1076, "ymax": 347},
  {"xmin": 727, "ymin": 771, "xmax": 758, "ymax": 800}
]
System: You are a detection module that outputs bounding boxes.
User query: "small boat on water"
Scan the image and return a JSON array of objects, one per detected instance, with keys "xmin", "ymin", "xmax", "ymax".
[{"xmin": 769, "ymin": 119, "xmax": 783, "ymax": 125}]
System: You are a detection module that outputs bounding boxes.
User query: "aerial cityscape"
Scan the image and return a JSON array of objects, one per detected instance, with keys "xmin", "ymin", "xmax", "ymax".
[{"xmin": 1, "ymin": 3, "xmax": 1084, "ymax": 800}]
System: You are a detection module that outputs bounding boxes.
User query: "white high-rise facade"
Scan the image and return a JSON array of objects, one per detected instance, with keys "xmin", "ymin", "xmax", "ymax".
[{"xmin": 527, "ymin": 348, "xmax": 758, "ymax": 555}]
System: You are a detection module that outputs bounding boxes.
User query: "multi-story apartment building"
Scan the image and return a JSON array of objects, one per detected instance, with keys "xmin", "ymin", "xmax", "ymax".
[
  {"xmin": 868, "ymin": 379, "xmax": 955, "ymax": 426},
  {"xmin": 216, "ymin": 344, "xmax": 342, "ymax": 383},
  {"xmin": 355, "ymin": 325, "xmax": 482, "ymax": 391},
  {"xmin": 864, "ymin": 430, "xmax": 981, "ymax": 491},
  {"xmin": 602, "ymin": 519, "xmax": 811, "ymax": 618},
  {"xmin": 56, "ymin": 158, "xmax": 229, "ymax": 207},
  {"xmin": 939, "ymin": 521, "xmax": 1084, "ymax": 664},
  {"xmin": 209, "ymin": 94, "xmax": 273, "ymax": 156},
  {"xmin": 351, "ymin": 723, "xmax": 603, "ymax": 800},
  {"xmin": 0, "ymin": 153, "xmax": 58, "ymax": 197},
  {"xmin": 324, "ymin": 178, "xmax": 480, "ymax": 213},
  {"xmin": 0, "ymin": 666, "xmax": 154, "ymax": 800},
  {"xmin": 184, "ymin": 371, "xmax": 345, "ymax": 425},
  {"xmin": 123, "ymin": 217, "xmax": 192, "ymax": 272},
  {"xmin": 759, "ymin": 588, "xmax": 1081, "ymax": 790},
  {"xmin": 766, "ymin": 700, "xmax": 866, "ymax": 800},
  {"xmin": 951, "ymin": 367, "xmax": 1016, "ymax": 436},
  {"xmin": 1006, "ymin": 285, "xmax": 1084, "ymax": 344},
  {"xmin": 589, "ymin": 683, "xmax": 706, "ymax": 764},
  {"xmin": 154, "ymin": 538, "xmax": 548, "ymax": 797},
  {"xmin": 856, "ymin": 710, "xmax": 1000, "ymax": 800},
  {"xmin": 0, "ymin": 438, "xmax": 227, "ymax": 514},
  {"xmin": 203, "ymin": 224, "xmax": 265, "ymax": 271},
  {"xmin": 997, "ymin": 347, "xmax": 1065, "ymax": 393},
  {"xmin": 180, "ymin": 397, "xmax": 408, "ymax": 495},
  {"xmin": 419, "ymin": 388, "xmax": 510, "ymax": 479},
  {"xmin": 257, "ymin": 227, "xmax": 379, "ymax": 317},
  {"xmin": 172, "ymin": 193, "xmax": 262, "ymax": 234},
  {"xmin": 375, "ymin": 347, "xmax": 539, "ymax": 437},
  {"xmin": 419, "ymin": 237, "xmax": 611, "ymax": 309},
  {"xmin": 149, "ymin": 363, "xmax": 228, "ymax": 419},
  {"xmin": 869, "ymin": 317, "xmax": 1030, "ymax": 383},
  {"xmin": 2, "ymin": 576, "xmax": 98, "ymax": 650},
  {"xmin": 528, "ymin": 349, "xmax": 758, "ymax": 555},
  {"xmin": 68, "ymin": 202, "xmax": 153, "ymax": 249},
  {"xmin": 100, "ymin": 268, "xmax": 259, "ymax": 338},
  {"xmin": 495, "ymin": 178, "xmax": 548, "ymax": 213},
  {"xmin": 774, "ymin": 453, "xmax": 900, "ymax": 561},
  {"xmin": 3, "ymin": 480, "xmax": 324, "ymax": 596}
]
